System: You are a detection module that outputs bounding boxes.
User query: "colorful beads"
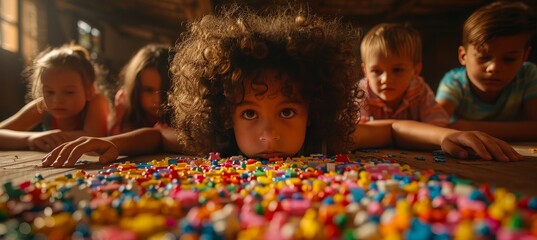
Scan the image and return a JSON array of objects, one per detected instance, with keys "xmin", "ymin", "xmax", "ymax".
[{"xmin": 0, "ymin": 153, "xmax": 536, "ymax": 238}]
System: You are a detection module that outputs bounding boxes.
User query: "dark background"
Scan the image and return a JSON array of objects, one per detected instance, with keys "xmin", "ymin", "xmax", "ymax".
[{"xmin": 1, "ymin": 0, "xmax": 536, "ymax": 121}]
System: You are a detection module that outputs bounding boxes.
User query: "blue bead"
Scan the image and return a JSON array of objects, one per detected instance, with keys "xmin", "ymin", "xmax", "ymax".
[
  {"xmin": 323, "ymin": 196, "xmax": 335, "ymax": 205},
  {"xmin": 528, "ymin": 197, "xmax": 537, "ymax": 210},
  {"xmin": 292, "ymin": 193, "xmax": 304, "ymax": 200},
  {"xmin": 349, "ymin": 187, "xmax": 365, "ymax": 203}
]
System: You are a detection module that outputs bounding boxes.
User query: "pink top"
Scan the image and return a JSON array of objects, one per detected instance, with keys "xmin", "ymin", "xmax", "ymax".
[
  {"xmin": 359, "ymin": 76, "xmax": 449, "ymax": 126},
  {"xmin": 109, "ymin": 89, "xmax": 164, "ymax": 135}
]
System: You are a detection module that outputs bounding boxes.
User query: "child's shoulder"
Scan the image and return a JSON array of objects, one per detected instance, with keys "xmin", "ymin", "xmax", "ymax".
[
  {"xmin": 513, "ymin": 62, "xmax": 537, "ymax": 86},
  {"xmin": 520, "ymin": 62, "xmax": 537, "ymax": 75},
  {"xmin": 22, "ymin": 98, "xmax": 46, "ymax": 115},
  {"xmin": 0, "ymin": 98, "xmax": 45, "ymax": 129},
  {"xmin": 87, "ymin": 93, "xmax": 110, "ymax": 109},
  {"xmin": 446, "ymin": 66, "xmax": 467, "ymax": 75},
  {"xmin": 441, "ymin": 67, "xmax": 468, "ymax": 83}
]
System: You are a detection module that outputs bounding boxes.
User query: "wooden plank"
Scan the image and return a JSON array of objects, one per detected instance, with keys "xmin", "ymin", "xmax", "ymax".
[{"xmin": 0, "ymin": 143, "xmax": 536, "ymax": 196}]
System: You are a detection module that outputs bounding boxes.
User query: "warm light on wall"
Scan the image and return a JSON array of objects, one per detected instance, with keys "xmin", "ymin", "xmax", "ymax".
[{"xmin": 0, "ymin": 0, "xmax": 19, "ymax": 53}]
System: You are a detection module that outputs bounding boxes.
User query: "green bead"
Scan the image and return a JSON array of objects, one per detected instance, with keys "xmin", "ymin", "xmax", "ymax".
[
  {"xmin": 254, "ymin": 202, "xmax": 264, "ymax": 215},
  {"xmin": 343, "ymin": 229, "xmax": 355, "ymax": 240},
  {"xmin": 510, "ymin": 213, "xmax": 523, "ymax": 229},
  {"xmin": 333, "ymin": 213, "xmax": 347, "ymax": 228}
]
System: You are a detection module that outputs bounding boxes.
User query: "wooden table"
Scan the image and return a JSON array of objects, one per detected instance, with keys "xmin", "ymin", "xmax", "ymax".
[{"xmin": 1, "ymin": 143, "xmax": 536, "ymax": 196}]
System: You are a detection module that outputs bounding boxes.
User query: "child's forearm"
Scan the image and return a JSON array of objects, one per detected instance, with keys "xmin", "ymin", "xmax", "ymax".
[
  {"xmin": 354, "ymin": 120, "xmax": 456, "ymax": 150},
  {"xmin": 0, "ymin": 129, "xmax": 30, "ymax": 150},
  {"xmin": 103, "ymin": 128, "xmax": 164, "ymax": 156},
  {"xmin": 391, "ymin": 120, "xmax": 458, "ymax": 149},
  {"xmin": 449, "ymin": 120, "xmax": 537, "ymax": 141}
]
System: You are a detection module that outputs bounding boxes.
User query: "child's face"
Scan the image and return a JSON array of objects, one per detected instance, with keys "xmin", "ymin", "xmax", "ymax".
[
  {"xmin": 41, "ymin": 68, "xmax": 90, "ymax": 120},
  {"xmin": 362, "ymin": 52, "xmax": 421, "ymax": 108},
  {"xmin": 232, "ymin": 70, "xmax": 309, "ymax": 159},
  {"xmin": 459, "ymin": 34, "xmax": 530, "ymax": 100},
  {"xmin": 139, "ymin": 67, "xmax": 162, "ymax": 117}
]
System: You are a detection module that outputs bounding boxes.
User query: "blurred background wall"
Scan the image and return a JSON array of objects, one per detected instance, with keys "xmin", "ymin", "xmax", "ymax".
[{"xmin": 1, "ymin": 0, "xmax": 536, "ymax": 121}]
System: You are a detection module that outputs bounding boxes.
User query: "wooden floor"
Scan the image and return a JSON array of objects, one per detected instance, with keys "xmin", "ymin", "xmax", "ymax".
[{"xmin": 1, "ymin": 143, "xmax": 536, "ymax": 196}]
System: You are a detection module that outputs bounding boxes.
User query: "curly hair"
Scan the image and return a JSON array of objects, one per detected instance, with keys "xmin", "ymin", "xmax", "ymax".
[{"xmin": 169, "ymin": 6, "xmax": 363, "ymax": 156}]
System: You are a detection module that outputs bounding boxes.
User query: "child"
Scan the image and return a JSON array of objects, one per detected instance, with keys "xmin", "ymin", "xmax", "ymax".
[
  {"xmin": 359, "ymin": 23, "xmax": 449, "ymax": 126},
  {"xmin": 436, "ymin": 1, "xmax": 537, "ymax": 141},
  {"xmin": 42, "ymin": 6, "xmax": 521, "ymax": 168},
  {"xmin": 109, "ymin": 44, "xmax": 173, "ymax": 135},
  {"xmin": 0, "ymin": 44, "xmax": 109, "ymax": 151}
]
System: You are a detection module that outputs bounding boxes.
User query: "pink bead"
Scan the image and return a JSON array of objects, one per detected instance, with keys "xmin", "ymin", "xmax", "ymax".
[
  {"xmin": 280, "ymin": 186, "xmax": 298, "ymax": 198},
  {"xmin": 263, "ymin": 212, "xmax": 289, "ymax": 240},
  {"xmin": 281, "ymin": 199, "xmax": 312, "ymax": 216},
  {"xmin": 240, "ymin": 208, "xmax": 267, "ymax": 228},
  {"xmin": 367, "ymin": 201, "xmax": 383, "ymax": 216},
  {"xmin": 93, "ymin": 226, "xmax": 137, "ymax": 240},
  {"xmin": 172, "ymin": 190, "xmax": 199, "ymax": 207},
  {"xmin": 446, "ymin": 209, "xmax": 461, "ymax": 224},
  {"xmin": 457, "ymin": 198, "xmax": 485, "ymax": 211}
]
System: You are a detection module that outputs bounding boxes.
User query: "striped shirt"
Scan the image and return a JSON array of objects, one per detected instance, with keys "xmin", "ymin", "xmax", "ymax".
[
  {"xmin": 436, "ymin": 62, "xmax": 537, "ymax": 121},
  {"xmin": 359, "ymin": 76, "xmax": 449, "ymax": 126}
]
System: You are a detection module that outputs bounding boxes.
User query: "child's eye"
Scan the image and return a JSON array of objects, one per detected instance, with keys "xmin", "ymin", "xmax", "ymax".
[
  {"xmin": 143, "ymin": 87, "xmax": 159, "ymax": 94},
  {"xmin": 280, "ymin": 108, "xmax": 296, "ymax": 119},
  {"xmin": 371, "ymin": 69, "xmax": 382, "ymax": 76},
  {"xmin": 478, "ymin": 56, "xmax": 491, "ymax": 63},
  {"xmin": 241, "ymin": 110, "xmax": 258, "ymax": 120},
  {"xmin": 503, "ymin": 57, "xmax": 516, "ymax": 63},
  {"xmin": 393, "ymin": 68, "xmax": 405, "ymax": 74}
]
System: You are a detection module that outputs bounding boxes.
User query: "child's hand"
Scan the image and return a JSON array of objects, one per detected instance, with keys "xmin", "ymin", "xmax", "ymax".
[
  {"xmin": 41, "ymin": 137, "xmax": 119, "ymax": 168},
  {"xmin": 441, "ymin": 131, "xmax": 522, "ymax": 161},
  {"xmin": 28, "ymin": 130, "xmax": 69, "ymax": 151}
]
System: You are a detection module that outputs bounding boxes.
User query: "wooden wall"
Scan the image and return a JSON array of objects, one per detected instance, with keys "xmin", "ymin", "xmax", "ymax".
[{"xmin": 1, "ymin": 0, "xmax": 536, "ymax": 121}]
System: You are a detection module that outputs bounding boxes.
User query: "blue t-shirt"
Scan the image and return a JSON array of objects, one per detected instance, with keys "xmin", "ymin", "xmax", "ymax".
[{"xmin": 436, "ymin": 62, "xmax": 537, "ymax": 121}]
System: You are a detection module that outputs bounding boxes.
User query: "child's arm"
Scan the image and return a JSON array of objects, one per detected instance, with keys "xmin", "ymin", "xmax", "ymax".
[
  {"xmin": 0, "ymin": 129, "xmax": 68, "ymax": 151},
  {"xmin": 354, "ymin": 120, "xmax": 521, "ymax": 161},
  {"xmin": 0, "ymin": 129, "xmax": 37, "ymax": 150},
  {"xmin": 57, "ymin": 94, "xmax": 109, "ymax": 140},
  {"xmin": 0, "ymin": 99, "xmax": 54, "ymax": 150},
  {"xmin": 446, "ymin": 98, "xmax": 537, "ymax": 141},
  {"xmin": 81, "ymin": 94, "xmax": 109, "ymax": 137},
  {"xmin": 42, "ymin": 127, "xmax": 183, "ymax": 167},
  {"xmin": 449, "ymin": 120, "xmax": 537, "ymax": 141},
  {"xmin": 0, "ymin": 99, "xmax": 44, "ymax": 130},
  {"xmin": 436, "ymin": 99, "xmax": 456, "ymax": 116}
]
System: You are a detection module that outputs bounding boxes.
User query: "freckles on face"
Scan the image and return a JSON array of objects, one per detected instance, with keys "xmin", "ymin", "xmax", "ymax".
[
  {"xmin": 232, "ymin": 71, "xmax": 309, "ymax": 159},
  {"xmin": 139, "ymin": 67, "xmax": 162, "ymax": 117},
  {"xmin": 41, "ymin": 68, "xmax": 88, "ymax": 119}
]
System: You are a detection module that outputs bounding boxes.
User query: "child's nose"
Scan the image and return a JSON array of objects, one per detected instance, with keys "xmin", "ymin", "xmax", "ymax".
[
  {"xmin": 486, "ymin": 60, "xmax": 499, "ymax": 73},
  {"xmin": 151, "ymin": 91, "xmax": 161, "ymax": 102},
  {"xmin": 380, "ymin": 72, "xmax": 388, "ymax": 84},
  {"xmin": 258, "ymin": 121, "xmax": 281, "ymax": 142},
  {"xmin": 51, "ymin": 95, "xmax": 65, "ymax": 103}
]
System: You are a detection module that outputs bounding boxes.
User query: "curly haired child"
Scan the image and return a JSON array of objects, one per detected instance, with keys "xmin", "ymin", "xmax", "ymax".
[
  {"xmin": 110, "ymin": 44, "xmax": 173, "ymax": 135},
  {"xmin": 43, "ymin": 6, "xmax": 521, "ymax": 167},
  {"xmin": 359, "ymin": 23, "xmax": 449, "ymax": 126},
  {"xmin": 0, "ymin": 43, "xmax": 109, "ymax": 151},
  {"xmin": 436, "ymin": 1, "xmax": 537, "ymax": 140}
]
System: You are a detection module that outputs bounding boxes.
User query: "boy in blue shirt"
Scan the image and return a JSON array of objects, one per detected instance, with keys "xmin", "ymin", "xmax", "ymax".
[{"xmin": 436, "ymin": 1, "xmax": 537, "ymax": 141}]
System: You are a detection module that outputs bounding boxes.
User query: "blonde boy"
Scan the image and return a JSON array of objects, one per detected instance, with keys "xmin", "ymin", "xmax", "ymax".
[{"xmin": 359, "ymin": 23, "xmax": 449, "ymax": 126}]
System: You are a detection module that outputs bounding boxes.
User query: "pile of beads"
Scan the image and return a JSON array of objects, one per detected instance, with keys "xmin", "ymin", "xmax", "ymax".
[{"xmin": 1, "ymin": 153, "xmax": 537, "ymax": 239}]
